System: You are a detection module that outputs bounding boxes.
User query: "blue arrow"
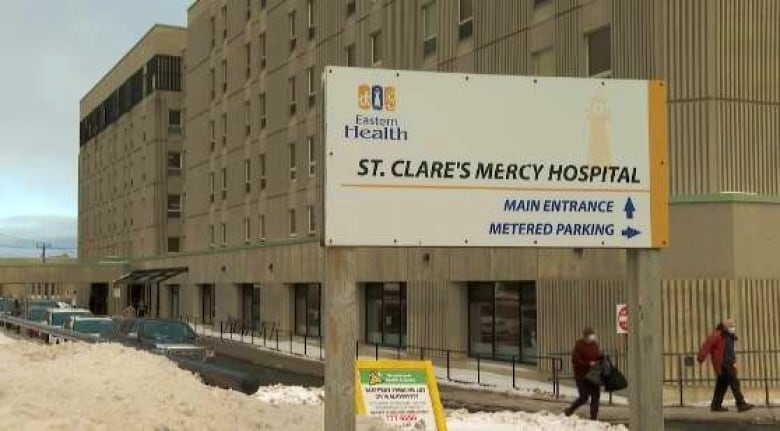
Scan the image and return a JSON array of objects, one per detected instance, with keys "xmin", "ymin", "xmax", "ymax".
[
  {"xmin": 621, "ymin": 227, "xmax": 641, "ymax": 239},
  {"xmin": 624, "ymin": 198, "xmax": 636, "ymax": 219}
]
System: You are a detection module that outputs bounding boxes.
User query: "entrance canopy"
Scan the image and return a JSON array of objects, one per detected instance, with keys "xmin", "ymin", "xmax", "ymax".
[{"xmin": 112, "ymin": 267, "xmax": 188, "ymax": 285}]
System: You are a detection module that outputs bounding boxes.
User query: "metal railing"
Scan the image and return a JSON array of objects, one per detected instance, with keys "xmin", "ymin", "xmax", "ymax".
[
  {"xmin": 179, "ymin": 316, "xmax": 564, "ymax": 399},
  {"xmin": 663, "ymin": 350, "xmax": 780, "ymax": 407},
  {"xmin": 0, "ymin": 313, "xmax": 105, "ymax": 344}
]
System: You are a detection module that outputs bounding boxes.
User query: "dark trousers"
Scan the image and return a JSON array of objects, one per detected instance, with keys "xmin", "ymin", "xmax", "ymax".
[
  {"xmin": 569, "ymin": 378, "xmax": 601, "ymax": 419},
  {"xmin": 712, "ymin": 363, "xmax": 746, "ymax": 407}
]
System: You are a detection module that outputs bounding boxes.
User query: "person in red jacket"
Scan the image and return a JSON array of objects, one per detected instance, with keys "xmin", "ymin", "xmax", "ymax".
[
  {"xmin": 564, "ymin": 327, "xmax": 602, "ymax": 420},
  {"xmin": 697, "ymin": 320, "xmax": 754, "ymax": 412}
]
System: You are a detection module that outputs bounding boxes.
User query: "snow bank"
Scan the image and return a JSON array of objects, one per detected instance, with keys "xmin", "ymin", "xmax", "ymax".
[
  {"xmin": 0, "ymin": 342, "xmax": 329, "ymax": 430},
  {"xmin": 0, "ymin": 332, "xmax": 16, "ymax": 345},
  {"xmin": 254, "ymin": 384, "xmax": 324, "ymax": 405},
  {"xmin": 253, "ymin": 385, "xmax": 627, "ymax": 431}
]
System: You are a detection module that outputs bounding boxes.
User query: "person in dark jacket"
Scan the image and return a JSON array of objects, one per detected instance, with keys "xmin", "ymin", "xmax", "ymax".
[
  {"xmin": 564, "ymin": 327, "xmax": 602, "ymax": 420},
  {"xmin": 697, "ymin": 320, "xmax": 754, "ymax": 412}
]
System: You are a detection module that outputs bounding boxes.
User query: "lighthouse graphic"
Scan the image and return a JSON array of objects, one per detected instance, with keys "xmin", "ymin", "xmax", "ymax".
[{"xmin": 586, "ymin": 93, "xmax": 612, "ymax": 165}]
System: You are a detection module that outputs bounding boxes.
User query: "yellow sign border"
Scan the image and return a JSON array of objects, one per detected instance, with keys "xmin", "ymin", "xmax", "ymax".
[
  {"xmin": 355, "ymin": 359, "xmax": 448, "ymax": 431},
  {"xmin": 648, "ymin": 80, "xmax": 669, "ymax": 248}
]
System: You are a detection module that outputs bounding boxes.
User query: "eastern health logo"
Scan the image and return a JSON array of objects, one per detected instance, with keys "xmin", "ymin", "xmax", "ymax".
[
  {"xmin": 346, "ymin": 83, "xmax": 407, "ymax": 142},
  {"xmin": 358, "ymin": 84, "xmax": 396, "ymax": 112}
]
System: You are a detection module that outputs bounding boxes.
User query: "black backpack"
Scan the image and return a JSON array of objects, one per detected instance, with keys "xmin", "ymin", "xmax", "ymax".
[{"xmin": 601, "ymin": 356, "xmax": 628, "ymax": 392}]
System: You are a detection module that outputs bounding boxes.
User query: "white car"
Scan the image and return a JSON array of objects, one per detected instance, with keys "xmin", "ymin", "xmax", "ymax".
[{"xmin": 44, "ymin": 308, "xmax": 93, "ymax": 344}]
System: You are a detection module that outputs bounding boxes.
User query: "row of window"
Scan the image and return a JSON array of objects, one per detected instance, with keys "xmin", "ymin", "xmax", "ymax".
[
  {"xmin": 206, "ymin": 204, "xmax": 316, "ymax": 247},
  {"xmin": 206, "ymin": 280, "xmax": 537, "ymax": 363},
  {"xmin": 207, "ymin": 138, "xmax": 316, "ymax": 204}
]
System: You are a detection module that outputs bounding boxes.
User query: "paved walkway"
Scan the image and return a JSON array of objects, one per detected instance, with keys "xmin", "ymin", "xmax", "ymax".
[{"xmin": 439, "ymin": 383, "xmax": 780, "ymax": 425}]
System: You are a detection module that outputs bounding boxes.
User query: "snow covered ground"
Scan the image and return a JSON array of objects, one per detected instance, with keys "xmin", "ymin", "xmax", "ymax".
[
  {"xmin": 253, "ymin": 384, "xmax": 627, "ymax": 431},
  {"xmin": 0, "ymin": 334, "xmax": 625, "ymax": 430}
]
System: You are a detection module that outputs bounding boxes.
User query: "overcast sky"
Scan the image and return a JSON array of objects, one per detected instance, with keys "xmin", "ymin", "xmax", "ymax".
[{"xmin": 0, "ymin": 1, "xmax": 189, "ymax": 256}]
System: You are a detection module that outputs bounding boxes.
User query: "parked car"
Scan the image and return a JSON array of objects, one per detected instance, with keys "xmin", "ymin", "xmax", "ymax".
[
  {"xmin": 64, "ymin": 316, "xmax": 115, "ymax": 340},
  {"xmin": 44, "ymin": 308, "xmax": 93, "ymax": 344},
  {"xmin": 115, "ymin": 318, "xmax": 211, "ymax": 361}
]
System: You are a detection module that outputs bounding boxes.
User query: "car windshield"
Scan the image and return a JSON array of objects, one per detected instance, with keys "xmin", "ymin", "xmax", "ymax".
[
  {"xmin": 139, "ymin": 320, "xmax": 195, "ymax": 344},
  {"xmin": 28, "ymin": 308, "xmax": 48, "ymax": 321},
  {"xmin": 73, "ymin": 319, "xmax": 114, "ymax": 335},
  {"xmin": 52, "ymin": 312, "xmax": 91, "ymax": 327}
]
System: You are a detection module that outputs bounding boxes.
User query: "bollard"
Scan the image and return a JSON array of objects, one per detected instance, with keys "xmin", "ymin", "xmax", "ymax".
[
  {"xmin": 446, "ymin": 351, "xmax": 451, "ymax": 381},
  {"xmin": 678, "ymin": 356, "xmax": 684, "ymax": 407},
  {"xmin": 477, "ymin": 355, "xmax": 481, "ymax": 385},
  {"xmin": 220, "ymin": 321, "xmax": 223, "ymax": 341},
  {"xmin": 420, "ymin": 347, "xmax": 425, "ymax": 361},
  {"xmin": 375, "ymin": 343, "xmax": 379, "ymax": 360},
  {"xmin": 355, "ymin": 340, "xmax": 359, "ymax": 359},
  {"xmin": 290, "ymin": 331, "xmax": 293, "ymax": 354},
  {"xmin": 512, "ymin": 356, "xmax": 516, "ymax": 389},
  {"xmin": 304, "ymin": 333, "xmax": 308, "ymax": 356},
  {"xmin": 275, "ymin": 330, "xmax": 279, "ymax": 350}
]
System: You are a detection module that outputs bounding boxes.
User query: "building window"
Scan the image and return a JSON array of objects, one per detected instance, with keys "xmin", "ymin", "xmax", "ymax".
[
  {"xmin": 169, "ymin": 285, "xmax": 180, "ymax": 319},
  {"xmin": 244, "ymin": 217, "xmax": 251, "ymax": 242},
  {"xmin": 532, "ymin": 0, "xmax": 554, "ymax": 23},
  {"xmin": 221, "ymin": 60, "xmax": 228, "ymax": 93},
  {"xmin": 209, "ymin": 172, "xmax": 215, "ymax": 202},
  {"xmin": 221, "ymin": 223, "xmax": 227, "ymax": 245},
  {"xmin": 241, "ymin": 284, "xmax": 262, "ymax": 329},
  {"xmin": 245, "ymin": 42, "xmax": 252, "ymax": 79},
  {"xmin": 259, "ymin": 214, "xmax": 266, "ymax": 240},
  {"xmin": 307, "ymin": 0, "xmax": 315, "ymax": 39},
  {"xmin": 468, "ymin": 282, "xmax": 537, "ymax": 363},
  {"xmin": 346, "ymin": 44, "xmax": 356, "ymax": 67},
  {"xmin": 221, "ymin": 113, "xmax": 227, "ymax": 146},
  {"xmin": 210, "ymin": 68, "xmax": 215, "ymax": 99},
  {"xmin": 168, "ymin": 109, "xmax": 181, "ymax": 127},
  {"xmin": 200, "ymin": 284, "xmax": 216, "ymax": 325},
  {"xmin": 307, "ymin": 205, "xmax": 315, "ymax": 234},
  {"xmin": 289, "ymin": 11, "xmax": 297, "ymax": 51},
  {"xmin": 209, "ymin": 120, "xmax": 216, "ymax": 151},
  {"xmin": 259, "ymin": 92, "xmax": 266, "ymax": 129},
  {"xmin": 210, "ymin": 16, "xmax": 215, "ymax": 47},
  {"xmin": 259, "ymin": 153, "xmax": 267, "ymax": 190},
  {"xmin": 307, "ymin": 67, "xmax": 316, "ymax": 107},
  {"xmin": 221, "ymin": 5, "xmax": 228, "ymax": 40},
  {"xmin": 289, "ymin": 76, "xmax": 297, "ymax": 115},
  {"xmin": 365, "ymin": 283, "xmax": 407, "ymax": 347},
  {"xmin": 294, "ymin": 284, "xmax": 321, "ymax": 336},
  {"xmin": 167, "ymin": 237, "xmax": 180, "ymax": 253},
  {"xmin": 532, "ymin": 48, "xmax": 556, "ymax": 76},
  {"xmin": 244, "ymin": 100, "xmax": 251, "ymax": 136},
  {"xmin": 289, "ymin": 142, "xmax": 297, "ymax": 180},
  {"xmin": 167, "ymin": 152, "xmax": 181, "ymax": 176},
  {"xmin": 307, "ymin": 136, "xmax": 316, "ymax": 176},
  {"xmin": 289, "ymin": 208, "xmax": 297, "ymax": 236},
  {"xmin": 587, "ymin": 27, "xmax": 611, "ymax": 77},
  {"xmin": 167, "ymin": 194, "xmax": 181, "ymax": 218},
  {"xmin": 458, "ymin": 0, "xmax": 473, "ymax": 40},
  {"xmin": 209, "ymin": 225, "xmax": 215, "ymax": 246},
  {"xmin": 422, "ymin": 1, "xmax": 437, "ymax": 57},
  {"xmin": 259, "ymin": 33, "xmax": 266, "ymax": 69},
  {"xmin": 244, "ymin": 159, "xmax": 251, "ymax": 192},
  {"xmin": 221, "ymin": 167, "xmax": 227, "ymax": 199},
  {"xmin": 370, "ymin": 32, "xmax": 382, "ymax": 65},
  {"xmin": 346, "ymin": 0, "xmax": 356, "ymax": 16}
]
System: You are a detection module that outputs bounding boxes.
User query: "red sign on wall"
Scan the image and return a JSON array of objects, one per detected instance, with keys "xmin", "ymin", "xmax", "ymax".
[{"xmin": 616, "ymin": 304, "xmax": 629, "ymax": 334}]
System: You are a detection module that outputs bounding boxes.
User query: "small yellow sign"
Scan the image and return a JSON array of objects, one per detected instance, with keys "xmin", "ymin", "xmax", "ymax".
[{"xmin": 355, "ymin": 360, "xmax": 447, "ymax": 431}]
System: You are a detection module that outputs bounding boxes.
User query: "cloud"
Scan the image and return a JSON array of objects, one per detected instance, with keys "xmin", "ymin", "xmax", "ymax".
[{"xmin": 0, "ymin": 215, "xmax": 77, "ymax": 258}]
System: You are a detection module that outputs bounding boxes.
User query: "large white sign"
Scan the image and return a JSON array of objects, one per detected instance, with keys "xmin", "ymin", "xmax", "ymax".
[{"xmin": 324, "ymin": 67, "xmax": 668, "ymax": 248}]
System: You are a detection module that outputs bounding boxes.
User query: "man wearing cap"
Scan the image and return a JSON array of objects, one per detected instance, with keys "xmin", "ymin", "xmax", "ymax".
[
  {"xmin": 697, "ymin": 319, "xmax": 754, "ymax": 412},
  {"xmin": 564, "ymin": 326, "xmax": 602, "ymax": 420}
]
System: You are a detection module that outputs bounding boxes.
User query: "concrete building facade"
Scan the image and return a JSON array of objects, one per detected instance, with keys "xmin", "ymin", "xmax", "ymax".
[{"xmin": 70, "ymin": 0, "xmax": 780, "ymax": 383}]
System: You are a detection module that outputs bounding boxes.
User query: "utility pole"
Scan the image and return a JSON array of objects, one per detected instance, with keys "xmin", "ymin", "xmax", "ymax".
[{"xmin": 36, "ymin": 242, "xmax": 52, "ymax": 264}]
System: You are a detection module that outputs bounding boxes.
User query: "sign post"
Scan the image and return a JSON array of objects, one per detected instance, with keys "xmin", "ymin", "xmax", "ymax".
[{"xmin": 323, "ymin": 67, "xmax": 669, "ymax": 431}]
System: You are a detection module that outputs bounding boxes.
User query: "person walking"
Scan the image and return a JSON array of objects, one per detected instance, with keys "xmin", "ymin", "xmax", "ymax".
[
  {"xmin": 697, "ymin": 320, "xmax": 754, "ymax": 412},
  {"xmin": 564, "ymin": 327, "xmax": 602, "ymax": 420}
]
